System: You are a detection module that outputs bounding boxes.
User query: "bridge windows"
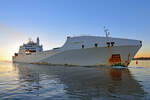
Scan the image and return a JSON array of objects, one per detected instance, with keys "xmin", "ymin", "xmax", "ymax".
[
  {"xmin": 111, "ymin": 42, "xmax": 115, "ymax": 46},
  {"xmin": 107, "ymin": 42, "xmax": 115, "ymax": 47},
  {"xmin": 107, "ymin": 42, "xmax": 110, "ymax": 47}
]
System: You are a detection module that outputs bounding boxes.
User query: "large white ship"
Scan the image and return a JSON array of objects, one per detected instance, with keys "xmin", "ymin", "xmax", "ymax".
[{"xmin": 12, "ymin": 30, "xmax": 142, "ymax": 67}]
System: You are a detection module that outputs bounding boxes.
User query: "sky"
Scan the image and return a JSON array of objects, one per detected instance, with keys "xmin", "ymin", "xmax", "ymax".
[{"xmin": 0, "ymin": 0, "xmax": 150, "ymax": 61}]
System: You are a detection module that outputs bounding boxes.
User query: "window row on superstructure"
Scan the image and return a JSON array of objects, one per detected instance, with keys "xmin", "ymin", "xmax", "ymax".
[
  {"xmin": 106, "ymin": 42, "xmax": 115, "ymax": 47},
  {"xmin": 81, "ymin": 42, "xmax": 115, "ymax": 48}
]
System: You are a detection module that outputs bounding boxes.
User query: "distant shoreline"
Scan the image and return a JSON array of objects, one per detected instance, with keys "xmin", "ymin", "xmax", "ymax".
[{"xmin": 133, "ymin": 57, "xmax": 150, "ymax": 60}]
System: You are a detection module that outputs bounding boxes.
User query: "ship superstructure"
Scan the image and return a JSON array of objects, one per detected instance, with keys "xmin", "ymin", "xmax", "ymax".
[{"xmin": 14, "ymin": 37, "xmax": 43, "ymax": 56}]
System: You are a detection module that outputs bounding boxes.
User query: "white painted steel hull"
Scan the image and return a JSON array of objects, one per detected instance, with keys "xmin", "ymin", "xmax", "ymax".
[{"xmin": 13, "ymin": 45, "xmax": 141, "ymax": 66}]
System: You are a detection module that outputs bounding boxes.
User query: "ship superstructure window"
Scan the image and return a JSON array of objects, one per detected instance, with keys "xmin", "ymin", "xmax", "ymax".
[
  {"xmin": 140, "ymin": 41, "xmax": 142, "ymax": 44},
  {"xmin": 82, "ymin": 45, "xmax": 84, "ymax": 48},
  {"xmin": 95, "ymin": 43, "xmax": 98, "ymax": 48},
  {"xmin": 111, "ymin": 42, "xmax": 115, "ymax": 46},
  {"xmin": 15, "ymin": 53, "xmax": 18, "ymax": 56},
  {"xmin": 107, "ymin": 42, "xmax": 110, "ymax": 47}
]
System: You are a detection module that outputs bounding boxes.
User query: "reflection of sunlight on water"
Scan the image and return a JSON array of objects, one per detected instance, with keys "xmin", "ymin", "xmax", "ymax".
[
  {"xmin": 129, "ymin": 60, "xmax": 150, "ymax": 99},
  {"xmin": 0, "ymin": 62, "xmax": 20, "ymax": 96},
  {"xmin": 130, "ymin": 60, "xmax": 150, "ymax": 67},
  {"xmin": 0, "ymin": 62, "xmax": 18, "ymax": 78}
]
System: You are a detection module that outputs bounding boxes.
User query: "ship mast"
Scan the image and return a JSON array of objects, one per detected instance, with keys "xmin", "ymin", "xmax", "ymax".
[
  {"xmin": 104, "ymin": 26, "xmax": 110, "ymax": 37},
  {"xmin": 37, "ymin": 37, "xmax": 40, "ymax": 46}
]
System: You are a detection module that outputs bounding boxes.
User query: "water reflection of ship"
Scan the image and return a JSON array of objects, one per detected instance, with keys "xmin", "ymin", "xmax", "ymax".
[
  {"xmin": 13, "ymin": 63, "xmax": 146, "ymax": 100},
  {"xmin": 12, "ymin": 63, "xmax": 41, "ymax": 96}
]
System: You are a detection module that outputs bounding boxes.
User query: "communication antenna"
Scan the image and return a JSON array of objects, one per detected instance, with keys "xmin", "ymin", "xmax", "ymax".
[{"xmin": 104, "ymin": 26, "xmax": 110, "ymax": 37}]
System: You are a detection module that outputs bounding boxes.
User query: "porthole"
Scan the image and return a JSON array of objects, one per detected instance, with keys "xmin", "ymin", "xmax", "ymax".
[
  {"xmin": 82, "ymin": 45, "xmax": 84, "ymax": 48},
  {"xmin": 140, "ymin": 41, "xmax": 142, "ymax": 44},
  {"xmin": 95, "ymin": 43, "xmax": 98, "ymax": 48}
]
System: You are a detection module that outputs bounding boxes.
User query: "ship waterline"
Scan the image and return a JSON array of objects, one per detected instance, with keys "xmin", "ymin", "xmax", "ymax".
[{"xmin": 13, "ymin": 36, "xmax": 142, "ymax": 66}]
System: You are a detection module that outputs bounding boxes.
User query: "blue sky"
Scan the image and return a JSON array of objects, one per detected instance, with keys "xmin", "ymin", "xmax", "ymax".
[{"xmin": 0, "ymin": 0, "xmax": 150, "ymax": 60}]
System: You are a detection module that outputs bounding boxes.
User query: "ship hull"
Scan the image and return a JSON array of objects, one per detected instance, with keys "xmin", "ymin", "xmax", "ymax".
[{"xmin": 13, "ymin": 45, "xmax": 141, "ymax": 66}]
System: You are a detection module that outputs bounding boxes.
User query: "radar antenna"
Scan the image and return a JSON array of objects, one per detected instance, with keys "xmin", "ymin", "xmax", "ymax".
[{"xmin": 104, "ymin": 26, "xmax": 110, "ymax": 37}]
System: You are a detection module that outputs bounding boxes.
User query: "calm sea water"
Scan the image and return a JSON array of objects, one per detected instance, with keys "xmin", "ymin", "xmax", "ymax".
[{"xmin": 0, "ymin": 61, "xmax": 150, "ymax": 100}]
